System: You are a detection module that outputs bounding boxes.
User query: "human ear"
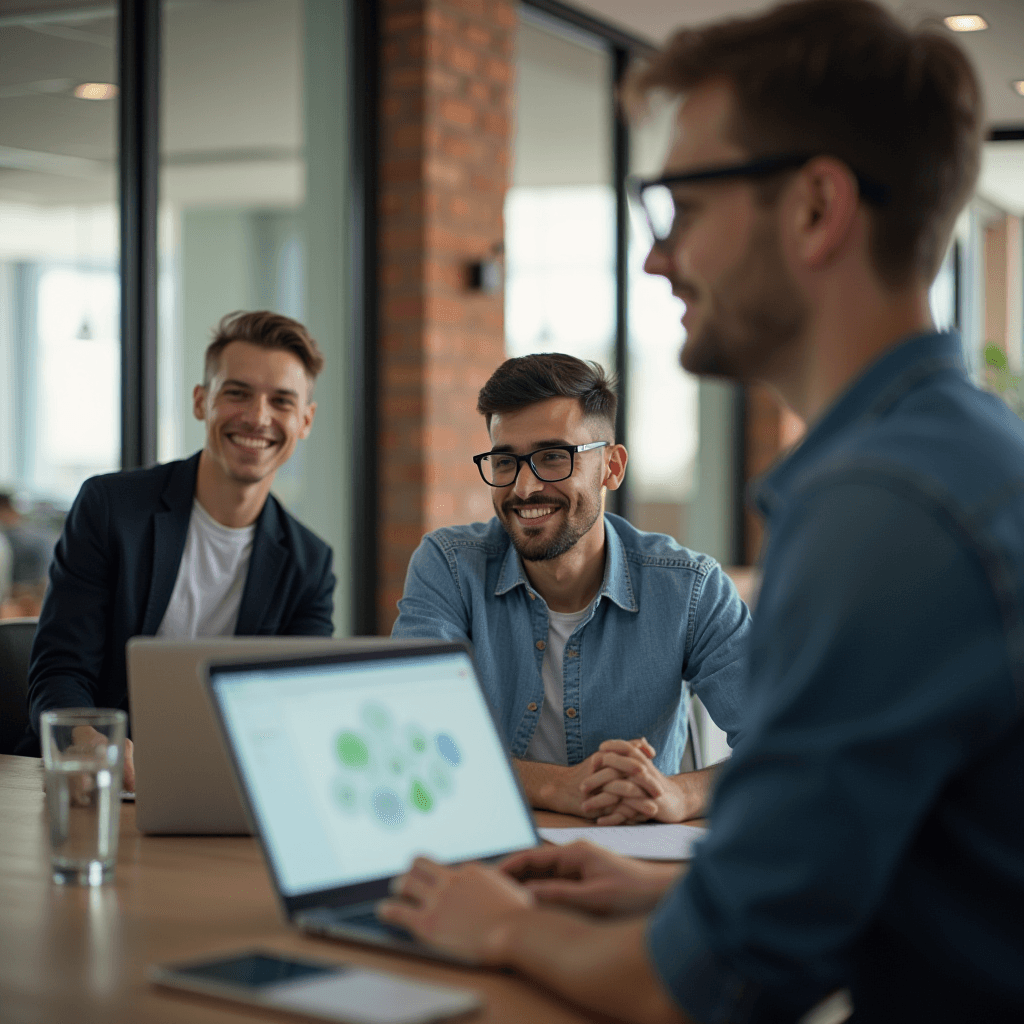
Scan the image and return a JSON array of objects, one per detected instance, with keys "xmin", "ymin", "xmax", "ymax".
[
  {"xmin": 790, "ymin": 157, "xmax": 860, "ymax": 270},
  {"xmin": 299, "ymin": 401, "xmax": 317, "ymax": 440},
  {"xmin": 602, "ymin": 444, "xmax": 628, "ymax": 491},
  {"xmin": 192, "ymin": 384, "xmax": 207, "ymax": 422}
]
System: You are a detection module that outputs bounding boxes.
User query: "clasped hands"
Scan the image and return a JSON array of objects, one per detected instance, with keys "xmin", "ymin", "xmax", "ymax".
[{"xmin": 575, "ymin": 737, "xmax": 690, "ymax": 825}]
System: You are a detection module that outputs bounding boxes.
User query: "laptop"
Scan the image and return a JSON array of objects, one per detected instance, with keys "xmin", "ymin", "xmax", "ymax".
[
  {"xmin": 127, "ymin": 636, "xmax": 403, "ymax": 835},
  {"xmin": 204, "ymin": 642, "xmax": 541, "ymax": 964}
]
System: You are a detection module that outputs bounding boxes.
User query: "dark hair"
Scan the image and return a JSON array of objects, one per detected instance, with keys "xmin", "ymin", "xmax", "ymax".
[
  {"xmin": 626, "ymin": 0, "xmax": 983, "ymax": 285},
  {"xmin": 477, "ymin": 353, "xmax": 618, "ymax": 435},
  {"xmin": 204, "ymin": 310, "xmax": 325, "ymax": 387}
]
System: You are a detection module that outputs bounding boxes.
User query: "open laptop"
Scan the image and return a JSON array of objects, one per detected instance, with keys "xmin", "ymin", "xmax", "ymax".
[
  {"xmin": 127, "ymin": 636, "xmax": 401, "ymax": 835},
  {"xmin": 204, "ymin": 642, "xmax": 540, "ymax": 964}
]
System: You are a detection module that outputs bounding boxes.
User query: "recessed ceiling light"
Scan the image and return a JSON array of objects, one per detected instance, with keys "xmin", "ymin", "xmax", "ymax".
[
  {"xmin": 1013, "ymin": 80, "xmax": 1024, "ymax": 97},
  {"xmin": 943, "ymin": 14, "xmax": 988, "ymax": 32},
  {"xmin": 73, "ymin": 82, "xmax": 118, "ymax": 100}
]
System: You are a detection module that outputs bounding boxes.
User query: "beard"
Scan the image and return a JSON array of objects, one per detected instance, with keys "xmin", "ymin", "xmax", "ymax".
[
  {"xmin": 497, "ymin": 488, "xmax": 603, "ymax": 562},
  {"xmin": 679, "ymin": 212, "xmax": 808, "ymax": 382}
]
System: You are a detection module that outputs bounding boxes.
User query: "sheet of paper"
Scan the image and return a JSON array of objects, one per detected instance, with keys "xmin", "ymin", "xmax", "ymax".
[{"xmin": 538, "ymin": 823, "xmax": 707, "ymax": 861}]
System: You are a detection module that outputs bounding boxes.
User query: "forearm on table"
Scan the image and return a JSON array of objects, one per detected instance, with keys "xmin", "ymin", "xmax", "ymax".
[
  {"xmin": 496, "ymin": 911, "xmax": 690, "ymax": 1024},
  {"xmin": 513, "ymin": 758, "xmax": 576, "ymax": 813},
  {"xmin": 668, "ymin": 762, "xmax": 724, "ymax": 820}
]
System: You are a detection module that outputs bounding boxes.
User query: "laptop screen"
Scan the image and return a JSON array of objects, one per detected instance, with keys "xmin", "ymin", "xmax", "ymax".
[{"xmin": 208, "ymin": 647, "xmax": 538, "ymax": 897}]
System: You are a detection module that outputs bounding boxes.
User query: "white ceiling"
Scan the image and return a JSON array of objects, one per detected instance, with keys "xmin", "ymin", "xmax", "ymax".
[
  {"xmin": 0, "ymin": 0, "xmax": 1020, "ymax": 214},
  {"xmin": 575, "ymin": 0, "xmax": 1024, "ymax": 127}
]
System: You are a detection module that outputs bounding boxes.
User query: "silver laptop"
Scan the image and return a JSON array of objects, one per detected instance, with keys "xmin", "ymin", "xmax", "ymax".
[
  {"xmin": 205, "ymin": 642, "xmax": 540, "ymax": 963},
  {"xmin": 127, "ymin": 636, "xmax": 398, "ymax": 835}
]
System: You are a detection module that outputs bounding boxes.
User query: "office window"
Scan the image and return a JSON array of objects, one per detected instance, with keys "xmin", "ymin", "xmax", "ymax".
[
  {"xmin": 0, "ymin": 4, "xmax": 119, "ymax": 504},
  {"xmin": 505, "ymin": 15, "xmax": 615, "ymax": 371},
  {"xmin": 157, "ymin": 0, "xmax": 354, "ymax": 629},
  {"xmin": 157, "ymin": 0, "xmax": 306, "ymax": 504},
  {"xmin": 627, "ymin": 99, "xmax": 699, "ymax": 543}
]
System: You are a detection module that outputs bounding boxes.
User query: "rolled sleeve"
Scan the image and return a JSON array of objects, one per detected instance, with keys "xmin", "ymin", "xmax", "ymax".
[
  {"xmin": 685, "ymin": 563, "xmax": 751, "ymax": 747},
  {"xmin": 646, "ymin": 477, "xmax": 1016, "ymax": 1023}
]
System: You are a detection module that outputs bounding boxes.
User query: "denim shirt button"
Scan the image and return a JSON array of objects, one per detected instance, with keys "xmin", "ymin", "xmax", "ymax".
[
  {"xmin": 529, "ymin": 592, "xmax": 536, "ymax": 600},
  {"xmin": 535, "ymin": 639, "xmax": 546, "ymax": 650},
  {"xmin": 567, "ymin": 649, "xmax": 578, "ymax": 658},
  {"xmin": 527, "ymin": 702, "xmax": 538, "ymax": 712},
  {"xmin": 565, "ymin": 707, "xmax": 577, "ymax": 718}
]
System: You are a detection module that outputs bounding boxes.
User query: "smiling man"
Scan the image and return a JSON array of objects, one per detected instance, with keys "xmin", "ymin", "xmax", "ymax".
[
  {"xmin": 392, "ymin": 353, "xmax": 750, "ymax": 825},
  {"xmin": 22, "ymin": 311, "xmax": 334, "ymax": 786},
  {"xmin": 379, "ymin": 2, "xmax": 1024, "ymax": 1022}
]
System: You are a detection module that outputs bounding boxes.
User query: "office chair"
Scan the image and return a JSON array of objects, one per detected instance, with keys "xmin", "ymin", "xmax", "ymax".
[{"xmin": 0, "ymin": 617, "xmax": 37, "ymax": 755}]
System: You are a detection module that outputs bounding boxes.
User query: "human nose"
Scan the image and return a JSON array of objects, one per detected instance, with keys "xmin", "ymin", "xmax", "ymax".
[
  {"xmin": 512, "ymin": 459, "xmax": 544, "ymax": 499},
  {"xmin": 244, "ymin": 393, "xmax": 272, "ymax": 427},
  {"xmin": 643, "ymin": 239, "xmax": 672, "ymax": 279}
]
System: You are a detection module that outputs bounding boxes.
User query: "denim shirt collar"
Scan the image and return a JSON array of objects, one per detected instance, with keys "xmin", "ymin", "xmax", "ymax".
[
  {"xmin": 494, "ymin": 514, "xmax": 639, "ymax": 613},
  {"xmin": 754, "ymin": 330, "xmax": 965, "ymax": 518}
]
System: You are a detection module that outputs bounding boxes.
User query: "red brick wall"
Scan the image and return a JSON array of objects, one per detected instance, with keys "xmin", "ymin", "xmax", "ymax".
[{"xmin": 378, "ymin": 0, "xmax": 516, "ymax": 632}]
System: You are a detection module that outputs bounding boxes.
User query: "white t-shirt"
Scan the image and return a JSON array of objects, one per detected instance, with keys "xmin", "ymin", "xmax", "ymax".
[
  {"xmin": 155, "ymin": 500, "xmax": 256, "ymax": 639},
  {"xmin": 523, "ymin": 605, "xmax": 591, "ymax": 766}
]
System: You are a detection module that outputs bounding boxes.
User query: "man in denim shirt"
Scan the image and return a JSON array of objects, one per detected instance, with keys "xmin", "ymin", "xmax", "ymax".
[
  {"xmin": 393, "ymin": 353, "xmax": 750, "ymax": 824},
  {"xmin": 380, "ymin": 2, "xmax": 1023, "ymax": 1022}
]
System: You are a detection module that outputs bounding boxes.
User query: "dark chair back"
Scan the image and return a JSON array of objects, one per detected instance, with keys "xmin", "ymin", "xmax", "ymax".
[{"xmin": 0, "ymin": 617, "xmax": 37, "ymax": 755}]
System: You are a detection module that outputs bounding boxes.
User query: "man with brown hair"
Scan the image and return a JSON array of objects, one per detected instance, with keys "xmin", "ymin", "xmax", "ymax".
[
  {"xmin": 22, "ymin": 311, "xmax": 335, "ymax": 785},
  {"xmin": 393, "ymin": 352, "xmax": 750, "ymax": 825},
  {"xmin": 378, "ymin": 2, "xmax": 1024, "ymax": 1021}
]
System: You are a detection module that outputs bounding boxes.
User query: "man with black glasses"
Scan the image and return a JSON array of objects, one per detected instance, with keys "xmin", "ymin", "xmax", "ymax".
[
  {"xmin": 393, "ymin": 353, "xmax": 750, "ymax": 825},
  {"xmin": 379, "ymin": 2, "xmax": 1023, "ymax": 1022}
]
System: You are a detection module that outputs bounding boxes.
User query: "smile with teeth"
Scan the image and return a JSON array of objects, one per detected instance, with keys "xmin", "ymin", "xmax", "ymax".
[
  {"xmin": 229, "ymin": 434, "xmax": 274, "ymax": 450},
  {"xmin": 514, "ymin": 507, "xmax": 558, "ymax": 520}
]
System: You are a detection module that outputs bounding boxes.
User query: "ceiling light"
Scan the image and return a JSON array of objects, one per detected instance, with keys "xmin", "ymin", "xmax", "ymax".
[
  {"xmin": 1013, "ymin": 81, "xmax": 1024, "ymax": 97},
  {"xmin": 943, "ymin": 14, "xmax": 988, "ymax": 32},
  {"xmin": 73, "ymin": 82, "xmax": 118, "ymax": 100}
]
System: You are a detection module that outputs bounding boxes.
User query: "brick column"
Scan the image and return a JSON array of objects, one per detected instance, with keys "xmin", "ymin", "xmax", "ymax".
[{"xmin": 378, "ymin": 0, "xmax": 516, "ymax": 632}]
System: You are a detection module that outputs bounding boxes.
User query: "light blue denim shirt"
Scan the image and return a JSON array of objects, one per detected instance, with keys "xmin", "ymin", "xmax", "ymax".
[{"xmin": 392, "ymin": 513, "xmax": 750, "ymax": 773}]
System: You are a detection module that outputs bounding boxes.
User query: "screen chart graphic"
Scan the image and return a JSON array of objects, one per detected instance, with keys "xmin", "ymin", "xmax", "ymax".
[{"xmin": 331, "ymin": 701, "xmax": 464, "ymax": 831}]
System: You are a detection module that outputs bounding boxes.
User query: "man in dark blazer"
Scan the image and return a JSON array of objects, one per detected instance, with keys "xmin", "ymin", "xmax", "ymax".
[{"xmin": 22, "ymin": 311, "xmax": 335, "ymax": 785}]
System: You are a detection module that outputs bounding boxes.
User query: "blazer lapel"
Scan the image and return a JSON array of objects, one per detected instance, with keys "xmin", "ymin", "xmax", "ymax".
[
  {"xmin": 140, "ymin": 454, "xmax": 199, "ymax": 634},
  {"xmin": 235, "ymin": 496, "xmax": 287, "ymax": 634}
]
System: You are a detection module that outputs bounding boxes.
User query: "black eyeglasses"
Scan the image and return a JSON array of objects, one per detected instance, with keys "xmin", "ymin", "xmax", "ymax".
[
  {"xmin": 630, "ymin": 153, "xmax": 889, "ymax": 245},
  {"xmin": 473, "ymin": 442, "xmax": 609, "ymax": 487}
]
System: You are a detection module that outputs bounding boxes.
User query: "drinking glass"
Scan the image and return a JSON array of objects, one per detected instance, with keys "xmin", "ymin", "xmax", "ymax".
[{"xmin": 40, "ymin": 708, "xmax": 127, "ymax": 885}]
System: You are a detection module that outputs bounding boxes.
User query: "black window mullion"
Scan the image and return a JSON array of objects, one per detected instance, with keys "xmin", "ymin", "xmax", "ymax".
[
  {"xmin": 118, "ymin": 0, "xmax": 160, "ymax": 470},
  {"xmin": 610, "ymin": 43, "xmax": 631, "ymax": 521}
]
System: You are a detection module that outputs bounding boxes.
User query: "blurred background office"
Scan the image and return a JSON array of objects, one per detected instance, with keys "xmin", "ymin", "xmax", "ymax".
[{"xmin": 2, "ymin": 3, "xmax": 1022, "ymax": 737}]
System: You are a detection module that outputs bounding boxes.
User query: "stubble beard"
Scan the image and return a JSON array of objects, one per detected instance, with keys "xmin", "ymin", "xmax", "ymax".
[
  {"xmin": 499, "ymin": 490, "xmax": 603, "ymax": 563},
  {"xmin": 679, "ymin": 213, "xmax": 808, "ymax": 382}
]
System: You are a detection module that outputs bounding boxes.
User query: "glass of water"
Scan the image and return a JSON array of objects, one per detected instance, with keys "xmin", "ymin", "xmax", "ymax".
[{"xmin": 40, "ymin": 708, "xmax": 127, "ymax": 886}]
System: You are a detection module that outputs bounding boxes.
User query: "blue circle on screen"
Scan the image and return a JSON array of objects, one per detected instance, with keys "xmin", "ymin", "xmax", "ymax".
[
  {"xmin": 435, "ymin": 733, "xmax": 462, "ymax": 767},
  {"xmin": 372, "ymin": 787, "xmax": 405, "ymax": 829}
]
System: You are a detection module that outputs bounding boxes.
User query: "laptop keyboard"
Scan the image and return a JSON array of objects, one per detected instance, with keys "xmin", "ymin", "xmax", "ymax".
[{"xmin": 301, "ymin": 906, "xmax": 415, "ymax": 943}]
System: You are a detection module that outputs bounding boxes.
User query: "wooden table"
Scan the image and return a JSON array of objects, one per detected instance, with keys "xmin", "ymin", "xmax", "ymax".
[{"xmin": 0, "ymin": 754, "xmax": 608, "ymax": 1024}]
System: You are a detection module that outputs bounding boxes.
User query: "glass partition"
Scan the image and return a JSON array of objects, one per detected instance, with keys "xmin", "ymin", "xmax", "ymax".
[
  {"xmin": 505, "ymin": 15, "xmax": 615, "ymax": 372},
  {"xmin": 0, "ymin": 3, "xmax": 119, "ymax": 505}
]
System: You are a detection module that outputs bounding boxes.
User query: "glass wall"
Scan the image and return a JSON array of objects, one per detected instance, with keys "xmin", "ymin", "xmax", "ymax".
[
  {"xmin": 0, "ymin": 3, "xmax": 119, "ymax": 505},
  {"xmin": 0, "ymin": 3, "xmax": 119, "ymax": 613},
  {"xmin": 505, "ymin": 14, "xmax": 615, "ymax": 372},
  {"xmin": 157, "ymin": 0, "xmax": 354, "ymax": 629},
  {"xmin": 627, "ymin": 98, "xmax": 701, "ymax": 544}
]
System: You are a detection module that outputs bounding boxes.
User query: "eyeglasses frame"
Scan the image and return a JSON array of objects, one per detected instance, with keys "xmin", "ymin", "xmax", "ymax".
[
  {"xmin": 472, "ymin": 441, "xmax": 610, "ymax": 488},
  {"xmin": 629, "ymin": 152, "xmax": 889, "ymax": 245}
]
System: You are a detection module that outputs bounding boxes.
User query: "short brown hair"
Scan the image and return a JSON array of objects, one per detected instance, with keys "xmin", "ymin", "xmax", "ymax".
[
  {"xmin": 627, "ymin": 0, "xmax": 983, "ymax": 285},
  {"xmin": 204, "ymin": 310, "xmax": 325, "ymax": 387},
  {"xmin": 477, "ymin": 353, "xmax": 618, "ymax": 436}
]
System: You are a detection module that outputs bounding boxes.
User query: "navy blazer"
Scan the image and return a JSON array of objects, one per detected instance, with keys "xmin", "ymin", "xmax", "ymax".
[{"xmin": 25, "ymin": 453, "xmax": 334, "ymax": 743}]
